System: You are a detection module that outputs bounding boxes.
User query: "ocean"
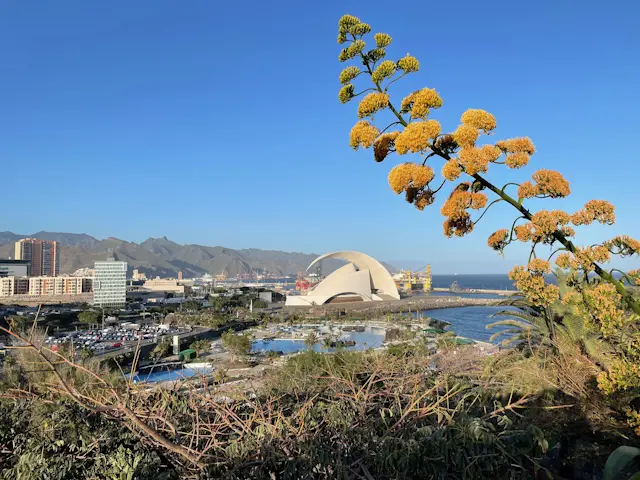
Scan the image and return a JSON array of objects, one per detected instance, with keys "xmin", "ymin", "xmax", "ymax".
[
  {"xmin": 421, "ymin": 305, "xmax": 517, "ymax": 343},
  {"xmin": 431, "ymin": 274, "xmax": 515, "ymax": 290},
  {"xmin": 426, "ymin": 275, "xmax": 521, "ymax": 342}
]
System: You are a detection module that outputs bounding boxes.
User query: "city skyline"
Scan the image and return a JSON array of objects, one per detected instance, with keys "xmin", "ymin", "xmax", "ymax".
[{"xmin": 2, "ymin": 1, "xmax": 639, "ymax": 272}]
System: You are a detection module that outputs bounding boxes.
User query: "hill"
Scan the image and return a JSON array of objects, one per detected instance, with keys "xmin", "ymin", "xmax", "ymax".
[{"xmin": 0, "ymin": 232, "xmax": 396, "ymax": 278}]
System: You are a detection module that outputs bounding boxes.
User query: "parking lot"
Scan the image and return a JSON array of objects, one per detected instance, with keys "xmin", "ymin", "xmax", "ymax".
[{"xmin": 44, "ymin": 323, "xmax": 187, "ymax": 355}]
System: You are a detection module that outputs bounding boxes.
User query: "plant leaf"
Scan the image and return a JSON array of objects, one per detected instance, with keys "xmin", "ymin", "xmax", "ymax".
[{"xmin": 604, "ymin": 446, "xmax": 640, "ymax": 480}]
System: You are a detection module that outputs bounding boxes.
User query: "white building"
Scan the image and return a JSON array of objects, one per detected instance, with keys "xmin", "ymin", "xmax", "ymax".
[
  {"xmin": 285, "ymin": 251, "xmax": 400, "ymax": 307},
  {"xmin": 93, "ymin": 257, "xmax": 127, "ymax": 308}
]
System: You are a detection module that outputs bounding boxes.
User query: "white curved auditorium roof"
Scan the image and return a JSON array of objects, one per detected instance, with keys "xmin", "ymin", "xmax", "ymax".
[{"xmin": 285, "ymin": 251, "xmax": 399, "ymax": 307}]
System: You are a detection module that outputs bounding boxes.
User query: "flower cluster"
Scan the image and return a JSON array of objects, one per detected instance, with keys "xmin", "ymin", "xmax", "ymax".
[
  {"xmin": 443, "ymin": 216, "xmax": 474, "ymax": 237},
  {"xmin": 394, "ymin": 120, "xmax": 440, "ymax": 154},
  {"xmin": 572, "ymin": 200, "xmax": 616, "ymax": 226},
  {"xmin": 339, "ymin": 66, "xmax": 360, "ymax": 84},
  {"xmin": 496, "ymin": 137, "xmax": 536, "ymax": 154},
  {"xmin": 509, "ymin": 266, "xmax": 560, "ymax": 307},
  {"xmin": 441, "ymin": 187, "xmax": 487, "ymax": 219},
  {"xmin": 357, "ymin": 92, "xmax": 389, "ymax": 118},
  {"xmin": 337, "ymin": 15, "xmax": 371, "ymax": 40},
  {"xmin": 453, "ymin": 124, "xmax": 479, "ymax": 148},
  {"xmin": 374, "ymin": 33, "xmax": 392, "ymax": 48},
  {"xmin": 441, "ymin": 159, "xmax": 462, "ymax": 181},
  {"xmin": 399, "ymin": 88, "xmax": 442, "ymax": 118},
  {"xmin": 414, "ymin": 190, "xmax": 435, "ymax": 210},
  {"xmin": 598, "ymin": 358, "xmax": 640, "ymax": 395},
  {"xmin": 603, "ymin": 235, "xmax": 640, "ymax": 256},
  {"xmin": 440, "ymin": 186, "xmax": 487, "ymax": 237},
  {"xmin": 628, "ymin": 269, "xmax": 640, "ymax": 285},
  {"xmin": 460, "ymin": 109, "xmax": 497, "ymax": 132},
  {"xmin": 373, "ymin": 131, "xmax": 399, "ymax": 162},
  {"xmin": 528, "ymin": 258, "xmax": 552, "ymax": 275},
  {"xmin": 397, "ymin": 55, "xmax": 420, "ymax": 73},
  {"xmin": 349, "ymin": 121, "xmax": 379, "ymax": 149},
  {"xmin": 458, "ymin": 145, "xmax": 501, "ymax": 175},
  {"xmin": 338, "ymin": 39, "xmax": 366, "ymax": 62},
  {"xmin": 338, "ymin": 84, "xmax": 355, "ymax": 104},
  {"xmin": 518, "ymin": 170, "xmax": 571, "ymax": 199},
  {"xmin": 410, "ymin": 88, "xmax": 443, "ymax": 119},
  {"xmin": 487, "ymin": 229, "xmax": 509, "ymax": 252},
  {"xmin": 371, "ymin": 60, "xmax": 396, "ymax": 84},
  {"xmin": 388, "ymin": 163, "xmax": 434, "ymax": 194},
  {"xmin": 505, "ymin": 152, "xmax": 530, "ymax": 169},
  {"xmin": 514, "ymin": 210, "xmax": 571, "ymax": 244},
  {"xmin": 585, "ymin": 283, "xmax": 626, "ymax": 336}
]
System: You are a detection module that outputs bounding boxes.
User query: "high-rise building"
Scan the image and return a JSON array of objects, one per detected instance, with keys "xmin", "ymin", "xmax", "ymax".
[
  {"xmin": 93, "ymin": 257, "xmax": 127, "ymax": 308},
  {"xmin": 14, "ymin": 238, "xmax": 60, "ymax": 276},
  {"xmin": 177, "ymin": 271, "xmax": 183, "ymax": 281}
]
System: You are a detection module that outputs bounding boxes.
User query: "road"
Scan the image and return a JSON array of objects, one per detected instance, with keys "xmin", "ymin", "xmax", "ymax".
[{"xmin": 92, "ymin": 326, "xmax": 211, "ymax": 359}]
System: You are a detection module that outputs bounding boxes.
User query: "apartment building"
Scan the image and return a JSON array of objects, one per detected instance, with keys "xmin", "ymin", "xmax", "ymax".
[{"xmin": 14, "ymin": 238, "xmax": 60, "ymax": 276}]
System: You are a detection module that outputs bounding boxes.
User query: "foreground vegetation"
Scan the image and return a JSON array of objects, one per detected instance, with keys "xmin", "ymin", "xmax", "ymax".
[{"xmin": 0, "ymin": 13, "xmax": 639, "ymax": 480}]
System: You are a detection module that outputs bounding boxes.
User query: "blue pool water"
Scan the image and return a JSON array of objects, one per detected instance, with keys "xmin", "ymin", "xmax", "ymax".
[
  {"xmin": 252, "ymin": 327, "xmax": 385, "ymax": 354},
  {"xmin": 421, "ymin": 306, "xmax": 519, "ymax": 342},
  {"xmin": 134, "ymin": 365, "xmax": 212, "ymax": 383}
]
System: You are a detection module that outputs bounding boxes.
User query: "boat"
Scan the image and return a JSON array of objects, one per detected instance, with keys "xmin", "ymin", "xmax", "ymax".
[{"xmin": 449, "ymin": 281, "xmax": 470, "ymax": 293}]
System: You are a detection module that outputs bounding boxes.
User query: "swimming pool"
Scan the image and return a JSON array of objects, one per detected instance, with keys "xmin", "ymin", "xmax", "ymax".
[{"xmin": 134, "ymin": 364, "xmax": 212, "ymax": 383}]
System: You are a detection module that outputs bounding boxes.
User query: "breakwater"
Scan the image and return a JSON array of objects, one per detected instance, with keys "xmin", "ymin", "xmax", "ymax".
[{"xmin": 288, "ymin": 295, "xmax": 503, "ymax": 316}]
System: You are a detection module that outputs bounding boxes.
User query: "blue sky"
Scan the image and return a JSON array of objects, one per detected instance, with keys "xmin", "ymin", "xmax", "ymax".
[{"xmin": 2, "ymin": 1, "xmax": 639, "ymax": 273}]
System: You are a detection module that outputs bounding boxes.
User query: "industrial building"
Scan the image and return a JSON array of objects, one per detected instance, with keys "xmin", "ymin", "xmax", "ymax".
[{"xmin": 285, "ymin": 251, "xmax": 400, "ymax": 307}]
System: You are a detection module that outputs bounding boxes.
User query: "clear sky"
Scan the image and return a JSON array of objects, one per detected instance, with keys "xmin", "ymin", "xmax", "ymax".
[{"xmin": 2, "ymin": 1, "xmax": 639, "ymax": 273}]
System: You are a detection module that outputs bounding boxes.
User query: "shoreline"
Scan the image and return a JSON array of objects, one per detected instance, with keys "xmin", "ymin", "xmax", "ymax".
[{"xmin": 287, "ymin": 295, "xmax": 505, "ymax": 316}]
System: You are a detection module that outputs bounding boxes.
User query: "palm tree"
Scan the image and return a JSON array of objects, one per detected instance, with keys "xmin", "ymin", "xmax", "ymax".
[
  {"xmin": 304, "ymin": 331, "xmax": 319, "ymax": 351},
  {"xmin": 487, "ymin": 295, "xmax": 610, "ymax": 365}
]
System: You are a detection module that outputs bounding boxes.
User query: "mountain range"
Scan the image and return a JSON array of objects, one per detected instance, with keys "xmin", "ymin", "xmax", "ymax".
[{"xmin": 0, "ymin": 232, "xmax": 395, "ymax": 278}]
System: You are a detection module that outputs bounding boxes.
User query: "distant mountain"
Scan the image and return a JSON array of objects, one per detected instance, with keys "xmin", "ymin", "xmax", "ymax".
[
  {"xmin": 0, "ymin": 231, "xmax": 99, "ymax": 248},
  {"xmin": 0, "ymin": 232, "xmax": 396, "ymax": 278}
]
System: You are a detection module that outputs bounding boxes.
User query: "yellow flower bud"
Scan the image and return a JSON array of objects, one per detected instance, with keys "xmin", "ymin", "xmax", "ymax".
[
  {"xmin": 388, "ymin": 163, "xmax": 434, "ymax": 194},
  {"xmin": 350, "ymin": 22, "xmax": 371, "ymax": 36},
  {"xmin": 338, "ymin": 14, "xmax": 361, "ymax": 31},
  {"xmin": 394, "ymin": 120, "xmax": 440, "ymax": 154},
  {"xmin": 397, "ymin": 55, "xmax": 420, "ymax": 73},
  {"xmin": 349, "ymin": 121, "xmax": 379, "ymax": 150},
  {"xmin": 371, "ymin": 60, "xmax": 396, "ymax": 84},
  {"xmin": 339, "ymin": 66, "xmax": 360, "ymax": 85},
  {"xmin": 441, "ymin": 159, "xmax": 462, "ymax": 181},
  {"xmin": 453, "ymin": 124, "xmax": 479, "ymax": 148},
  {"xmin": 460, "ymin": 109, "xmax": 497, "ymax": 132},
  {"xmin": 338, "ymin": 84, "xmax": 355, "ymax": 104},
  {"xmin": 357, "ymin": 92, "xmax": 389, "ymax": 118},
  {"xmin": 374, "ymin": 33, "xmax": 392, "ymax": 48}
]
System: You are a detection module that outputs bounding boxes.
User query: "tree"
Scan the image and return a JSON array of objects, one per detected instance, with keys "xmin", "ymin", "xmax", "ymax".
[
  {"xmin": 151, "ymin": 337, "xmax": 170, "ymax": 361},
  {"xmin": 79, "ymin": 310, "xmax": 101, "ymax": 326},
  {"xmin": 79, "ymin": 346, "xmax": 94, "ymax": 364},
  {"xmin": 336, "ymin": 14, "xmax": 639, "ymax": 314},
  {"xmin": 220, "ymin": 330, "xmax": 252, "ymax": 361},
  {"xmin": 304, "ymin": 331, "xmax": 319, "ymax": 351},
  {"xmin": 189, "ymin": 339, "xmax": 210, "ymax": 358},
  {"xmin": 253, "ymin": 299, "xmax": 267, "ymax": 309}
]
